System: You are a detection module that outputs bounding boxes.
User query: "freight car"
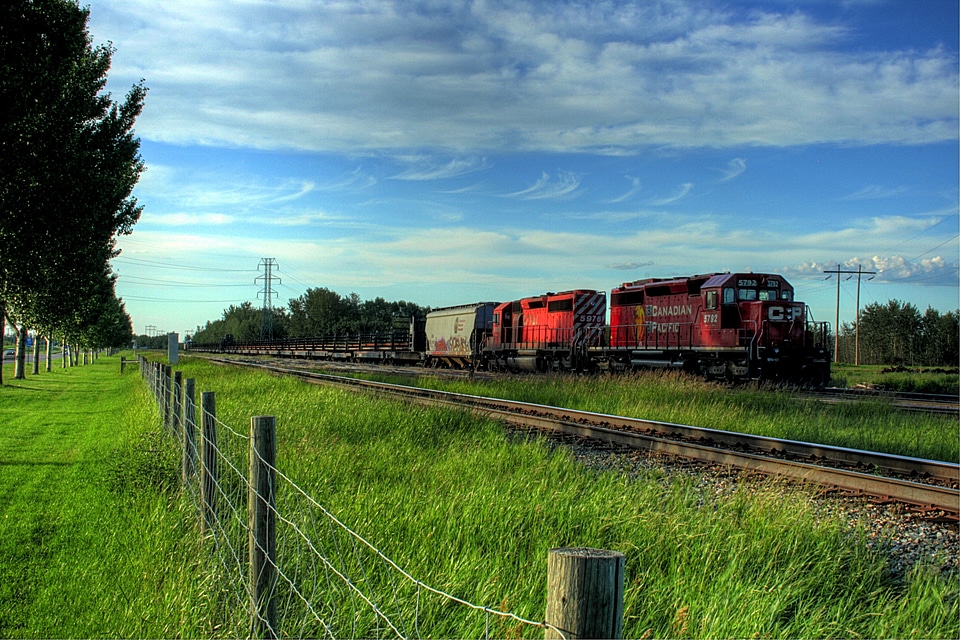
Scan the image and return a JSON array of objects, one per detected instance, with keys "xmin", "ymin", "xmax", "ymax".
[
  {"xmin": 423, "ymin": 302, "xmax": 497, "ymax": 368},
  {"xmin": 593, "ymin": 272, "xmax": 829, "ymax": 384}
]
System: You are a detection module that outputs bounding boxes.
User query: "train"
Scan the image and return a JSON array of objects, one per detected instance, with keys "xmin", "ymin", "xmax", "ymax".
[{"xmin": 192, "ymin": 271, "xmax": 831, "ymax": 385}]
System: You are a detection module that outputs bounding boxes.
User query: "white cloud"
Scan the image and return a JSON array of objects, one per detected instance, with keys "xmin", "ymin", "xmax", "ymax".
[
  {"xmin": 89, "ymin": 0, "xmax": 958, "ymax": 153},
  {"xmin": 648, "ymin": 182, "xmax": 693, "ymax": 206},
  {"xmin": 839, "ymin": 185, "xmax": 908, "ymax": 200},
  {"xmin": 608, "ymin": 176, "xmax": 643, "ymax": 203},
  {"xmin": 390, "ymin": 157, "xmax": 492, "ymax": 181},
  {"xmin": 504, "ymin": 170, "xmax": 582, "ymax": 200},
  {"xmin": 717, "ymin": 158, "xmax": 746, "ymax": 182}
]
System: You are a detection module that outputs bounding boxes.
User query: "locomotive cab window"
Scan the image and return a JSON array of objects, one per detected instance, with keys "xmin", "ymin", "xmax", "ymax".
[
  {"xmin": 705, "ymin": 290, "xmax": 718, "ymax": 310},
  {"xmin": 723, "ymin": 288, "xmax": 735, "ymax": 304},
  {"xmin": 739, "ymin": 289, "xmax": 757, "ymax": 301},
  {"xmin": 759, "ymin": 290, "xmax": 775, "ymax": 301},
  {"xmin": 781, "ymin": 291, "xmax": 793, "ymax": 301}
]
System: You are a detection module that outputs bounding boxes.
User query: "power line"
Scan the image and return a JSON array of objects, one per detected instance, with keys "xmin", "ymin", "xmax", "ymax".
[{"xmin": 824, "ymin": 265, "xmax": 875, "ymax": 365}]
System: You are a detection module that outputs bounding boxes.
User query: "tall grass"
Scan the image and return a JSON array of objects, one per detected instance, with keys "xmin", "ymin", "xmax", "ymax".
[
  {"xmin": 356, "ymin": 370, "xmax": 958, "ymax": 462},
  {"xmin": 175, "ymin": 357, "xmax": 958, "ymax": 638}
]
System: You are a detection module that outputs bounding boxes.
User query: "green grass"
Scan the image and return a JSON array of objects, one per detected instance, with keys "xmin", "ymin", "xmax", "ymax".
[
  {"xmin": 341, "ymin": 369, "xmax": 958, "ymax": 462},
  {"xmin": 0, "ymin": 356, "xmax": 243, "ymax": 638},
  {"xmin": 2, "ymin": 354, "xmax": 956, "ymax": 637},
  {"xmin": 831, "ymin": 363, "xmax": 959, "ymax": 394},
  {"xmin": 173, "ymin": 356, "xmax": 957, "ymax": 638}
]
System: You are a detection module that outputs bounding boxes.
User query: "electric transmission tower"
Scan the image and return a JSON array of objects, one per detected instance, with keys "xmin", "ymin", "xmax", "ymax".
[{"xmin": 256, "ymin": 258, "xmax": 280, "ymax": 341}]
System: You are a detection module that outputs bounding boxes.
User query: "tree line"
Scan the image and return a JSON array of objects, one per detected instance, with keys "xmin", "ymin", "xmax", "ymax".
[
  {"xmin": 190, "ymin": 288, "xmax": 430, "ymax": 346},
  {"xmin": 834, "ymin": 300, "xmax": 958, "ymax": 367},
  {"xmin": 1, "ymin": 0, "xmax": 144, "ymax": 382}
]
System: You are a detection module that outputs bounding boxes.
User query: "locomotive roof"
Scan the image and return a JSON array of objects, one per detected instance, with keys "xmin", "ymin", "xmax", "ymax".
[
  {"xmin": 617, "ymin": 273, "xmax": 723, "ymax": 289},
  {"xmin": 617, "ymin": 272, "xmax": 791, "ymax": 290},
  {"xmin": 700, "ymin": 272, "xmax": 792, "ymax": 288}
]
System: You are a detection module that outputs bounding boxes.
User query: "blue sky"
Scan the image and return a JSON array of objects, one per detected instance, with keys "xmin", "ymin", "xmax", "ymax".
[{"xmin": 85, "ymin": 0, "xmax": 958, "ymax": 337}]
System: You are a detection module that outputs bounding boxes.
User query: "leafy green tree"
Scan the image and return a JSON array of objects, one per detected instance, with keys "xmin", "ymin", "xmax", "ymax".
[
  {"xmin": 0, "ymin": 0, "xmax": 145, "ymax": 380},
  {"xmin": 287, "ymin": 288, "xmax": 360, "ymax": 336}
]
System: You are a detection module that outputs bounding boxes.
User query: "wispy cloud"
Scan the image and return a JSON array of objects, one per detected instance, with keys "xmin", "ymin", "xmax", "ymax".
[
  {"xmin": 717, "ymin": 158, "xmax": 746, "ymax": 182},
  {"xmin": 321, "ymin": 167, "xmax": 377, "ymax": 191},
  {"xmin": 839, "ymin": 185, "xmax": 908, "ymax": 200},
  {"xmin": 391, "ymin": 157, "xmax": 492, "ymax": 181},
  {"xmin": 649, "ymin": 183, "xmax": 694, "ymax": 206},
  {"xmin": 608, "ymin": 261, "xmax": 655, "ymax": 270},
  {"xmin": 608, "ymin": 176, "xmax": 643, "ymax": 203},
  {"xmin": 505, "ymin": 171, "xmax": 582, "ymax": 200}
]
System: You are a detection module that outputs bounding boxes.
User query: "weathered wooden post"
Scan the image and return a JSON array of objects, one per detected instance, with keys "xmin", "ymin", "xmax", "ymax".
[
  {"xmin": 163, "ymin": 365, "xmax": 173, "ymax": 432},
  {"xmin": 545, "ymin": 548, "xmax": 625, "ymax": 639},
  {"xmin": 249, "ymin": 415, "xmax": 278, "ymax": 638},
  {"xmin": 173, "ymin": 371, "xmax": 183, "ymax": 436},
  {"xmin": 200, "ymin": 391, "xmax": 218, "ymax": 535},
  {"xmin": 182, "ymin": 378, "xmax": 197, "ymax": 484}
]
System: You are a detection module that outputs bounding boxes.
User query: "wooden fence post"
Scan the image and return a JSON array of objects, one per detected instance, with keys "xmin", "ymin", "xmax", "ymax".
[
  {"xmin": 200, "ymin": 391, "xmax": 218, "ymax": 535},
  {"xmin": 182, "ymin": 378, "xmax": 197, "ymax": 484},
  {"xmin": 249, "ymin": 415, "xmax": 278, "ymax": 638},
  {"xmin": 163, "ymin": 365, "xmax": 173, "ymax": 432},
  {"xmin": 545, "ymin": 547, "xmax": 625, "ymax": 640},
  {"xmin": 173, "ymin": 371, "xmax": 183, "ymax": 436}
]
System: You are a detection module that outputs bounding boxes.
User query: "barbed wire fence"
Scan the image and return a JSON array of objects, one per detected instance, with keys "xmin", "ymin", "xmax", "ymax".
[{"xmin": 137, "ymin": 357, "xmax": 575, "ymax": 639}]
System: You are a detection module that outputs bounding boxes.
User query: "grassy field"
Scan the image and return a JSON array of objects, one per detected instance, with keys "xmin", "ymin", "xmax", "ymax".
[
  {"xmin": 352, "ymin": 368, "xmax": 958, "ymax": 462},
  {"xmin": 173, "ymin": 355, "xmax": 956, "ymax": 638},
  {"xmin": 831, "ymin": 362, "xmax": 959, "ymax": 394},
  {"xmin": 0, "ymin": 356, "xmax": 244, "ymax": 638},
  {"xmin": 1, "ymin": 354, "xmax": 957, "ymax": 637}
]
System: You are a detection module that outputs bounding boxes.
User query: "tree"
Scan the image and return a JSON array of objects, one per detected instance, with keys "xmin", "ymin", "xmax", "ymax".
[{"xmin": 0, "ymin": 0, "xmax": 145, "ymax": 381}]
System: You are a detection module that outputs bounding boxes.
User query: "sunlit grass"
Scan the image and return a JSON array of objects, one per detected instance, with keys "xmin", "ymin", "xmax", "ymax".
[
  {"xmin": 0, "ymin": 357, "xmax": 243, "ymax": 638},
  {"xmin": 171, "ymin": 356, "xmax": 958, "ymax": 638},
  {"xmin": 340, "ymin": 369, "xmax": 957, "ymax": 462}
]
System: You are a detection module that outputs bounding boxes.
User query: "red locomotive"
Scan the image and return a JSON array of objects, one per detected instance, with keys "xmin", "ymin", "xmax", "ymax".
[
  {"xmin": 596, "ymin": 272, "xmax": 829, "ymax": 383},
  {"xmin": 486, "ymin": 289, "xmax": 606, "ymax": 372}
]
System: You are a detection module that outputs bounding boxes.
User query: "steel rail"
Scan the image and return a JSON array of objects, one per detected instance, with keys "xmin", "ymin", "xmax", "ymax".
[
  {"xmin": 813, "ymin": 387, "xmax": 960, "ymax": 416},
  {"xmin": 209, "ymin": 358, "xmax": 960, "ymax": 514}
]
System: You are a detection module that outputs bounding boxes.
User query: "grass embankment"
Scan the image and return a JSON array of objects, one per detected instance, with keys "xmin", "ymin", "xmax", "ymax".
[
  {"xmin": 831, "ymin": 363, "xmax": 959, "ymax": 395},
  {"xmin": 172, "ymin": 356, "xmax": 957, "ymax": 638},
  {"xmin": 352, "ymin": 369, "xmax": 958, "ymax": 463},
  {"xmin": 0, "ymin": 356, "xmax": 240, "ymax": 638}
]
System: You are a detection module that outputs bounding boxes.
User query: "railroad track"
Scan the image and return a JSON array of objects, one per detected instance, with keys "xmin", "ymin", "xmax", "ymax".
[
  {"xmin": 208, "ymin": 357, "xmax": 960, "ymax": 519},
  {"xmin": 811, "ymin": 387, "xmax": 960, "ymax": 416}
]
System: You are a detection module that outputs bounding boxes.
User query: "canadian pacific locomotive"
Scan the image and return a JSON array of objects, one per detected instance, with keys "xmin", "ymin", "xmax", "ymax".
[{"xmin": 198, "ymin": 271, "xmax": 830, "ymax": 384}]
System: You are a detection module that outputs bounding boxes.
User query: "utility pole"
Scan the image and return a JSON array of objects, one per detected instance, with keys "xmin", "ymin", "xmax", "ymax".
[
  {"xmin": 824, "ymin": 265, "xmax": 876, "ymax": 364},
  {"xmin": 256, "ymin": 258, "xmax": 280, "ymax": 341}
]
